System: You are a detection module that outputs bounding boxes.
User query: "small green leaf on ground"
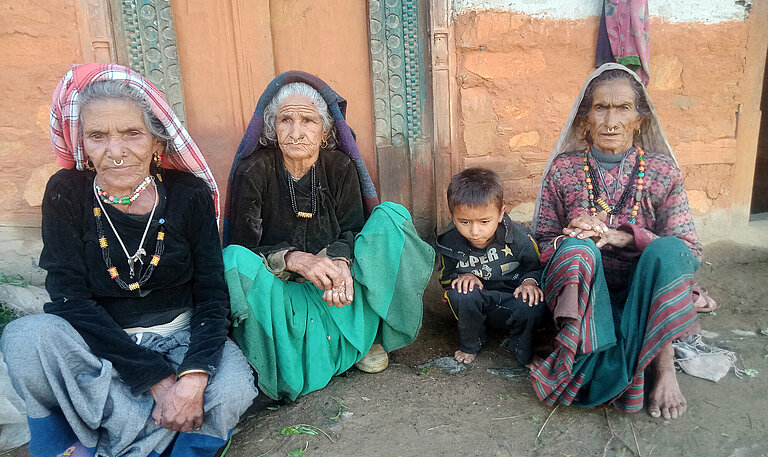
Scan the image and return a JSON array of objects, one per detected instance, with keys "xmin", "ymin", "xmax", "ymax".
[
  {"xmin": 287, "ymin": 442, "xmax": 309, "ymax": 457},
  {"xmin": 0, "ymin": 272, "xmax": 29, "ymax": 287},
  {"xmin": 330, "ymin": 397, "xmax": 347, "ymax": 420},
  {"xmin": 280, "ymin": 426, "xmax": 318, "ymax": 436}
]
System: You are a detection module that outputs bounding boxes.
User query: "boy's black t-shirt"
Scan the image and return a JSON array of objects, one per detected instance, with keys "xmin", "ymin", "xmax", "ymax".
[{"xmin": 435, "ymin": 214, "xmax": 543, "ymax": 291}]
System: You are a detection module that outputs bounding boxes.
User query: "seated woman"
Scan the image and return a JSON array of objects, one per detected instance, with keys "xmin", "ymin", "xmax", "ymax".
[
  {"xmin": 223, "ymin": 71, "xmax": 434, "ymax": 401},
  {"xmin": 530, "ymin": 63, "xmax": 701, "ymax": 420},
  {"xmin": 0, "ymin": 64, "xmax": 256, "ymax": 457}
]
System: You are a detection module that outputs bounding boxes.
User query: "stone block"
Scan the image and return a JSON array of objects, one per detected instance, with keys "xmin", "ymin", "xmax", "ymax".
[
  {"xmin": 672, "ymin": 95, "xmax": 696, "ymax": 109},
  {"xmin": 460, "ymin": 87, "xmax": 495, "ymax": 121},
  {"xmin": 0, "ymin": 141, "xmax": 23, "ymax": 160},
  {"xmin": 0, "ymin": 284, "xmax": 48, "ymax": 316},
  {"xmin": 0, "ymin": 180, "xmax": 19, "ymax": 209},
  {"xmin": 687, "ymin": 189, "xmax": 713, "ymax": 215},
  {"xmin": 650, "ymin": 55, "xmax": 683, "ymax": 91},
  {"xmin": 508, "ymin": 131, "xmax": 540, "ymax": 151},
  {"xmin": 23, "ymin": 164, "xmax": 60, "ymax": 207},
  {"xmin": 463, "ymin": 122, "xmax": 497, "ymax": 157},
  {"xmin": 507, "ymin": 201, "xmax": 535, "ymax": 224}
]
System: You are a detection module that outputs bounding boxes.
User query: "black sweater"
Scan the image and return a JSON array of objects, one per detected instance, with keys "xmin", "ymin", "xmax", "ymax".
[
  {"xmin": 228, "ymin": 147, "xmax": 365, "ymax": 270},
  {"xmin": 435, "ymin": 214, "xmax": 543, "ymax": 291},
  {"xmin": 40, "ymin": 169, "xmax": 230, "ymax": 395}
]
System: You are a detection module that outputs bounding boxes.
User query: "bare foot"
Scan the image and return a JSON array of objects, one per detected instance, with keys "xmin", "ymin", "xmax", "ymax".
[
  {"xmin": 454, "ymin": 349, "xmax": 477, "ymax": 364},
  {"xmin": 525, "ymin": 355, "xmax": 544, "ymax": 371},
  {"xmin": 647, "ymin": 342, "xmax": 687, "ymax": 419}
]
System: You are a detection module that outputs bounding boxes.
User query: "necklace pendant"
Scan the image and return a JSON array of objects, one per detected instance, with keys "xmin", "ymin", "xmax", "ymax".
[
  {"xmin": 296, "ymin": 211, "xmax": 313, "ymax": 219},
  {"xmin": 609, "ymin": 214, "xmax": 614, "ymax": 226},
  {"xmin": 128, "ymin": 248, "xmax": 147, "ymax": 278}
]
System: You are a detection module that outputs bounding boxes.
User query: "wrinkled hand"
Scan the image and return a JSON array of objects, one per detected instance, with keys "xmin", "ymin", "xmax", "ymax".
[
  {"xmin": 150, "ymin": 373, "xmax": 208, "ymax": 432},
  {"xmin": 285, "ymin": 251, "xmax": 353, "ymax": 308},
  {"xmin": 514, "ymin": 280, "xmax": 544, "ymax": 306},
  {"xmin": 563, "ymin": 211, "xmax": 634, "ymax": 249},
  {"xmin": 451, "ymin": 273, "xmax": 484, "ymax": 294},
  {"xmin": 563, "ymin": 211, "xmax": 608, "ymax": 240},
  {"xmin": 321, "ymin": 259, "xmax": 354, "ymax": 308}
]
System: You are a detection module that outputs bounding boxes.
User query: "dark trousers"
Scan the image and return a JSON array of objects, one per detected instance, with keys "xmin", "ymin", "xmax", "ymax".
[{"xmin": 445, "ymin": 287, "xmax": 547, "ymax": 364}]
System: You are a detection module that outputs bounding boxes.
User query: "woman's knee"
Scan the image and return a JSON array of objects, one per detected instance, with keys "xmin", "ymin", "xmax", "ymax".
[
  {"xmin": 642, "ymin": 237, "xmax": 691, "ymax": 261},
  {"xmin": 1, "ymin": 314, "xmax": 74, "ymax": 364},
  {"xmin": 555, "ymin": 237, "xmax": 602, "ymax": 266},
  {"xmin": 205, "ymin": 341, "xmax": 257, "ymax": 423}
]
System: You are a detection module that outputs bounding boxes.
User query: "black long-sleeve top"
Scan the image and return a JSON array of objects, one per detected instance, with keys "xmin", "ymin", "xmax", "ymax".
[
  {"xmin": 40, "ymin": 169, "xmax": 230, "ymax": 395},
  {"xmin": 228, "ymin": 147, "xmax": 365, "ymax": 275}
]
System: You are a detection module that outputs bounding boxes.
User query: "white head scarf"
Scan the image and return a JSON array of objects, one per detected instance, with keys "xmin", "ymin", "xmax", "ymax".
[{"xmin": 531, "ymin": 63, "xmax": 678, "ymax": 233}]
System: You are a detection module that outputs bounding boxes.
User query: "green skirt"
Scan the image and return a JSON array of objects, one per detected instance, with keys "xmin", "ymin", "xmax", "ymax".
[{"xmin": 223, "ymin": 202, "xmax": 435, "ymax": 400}]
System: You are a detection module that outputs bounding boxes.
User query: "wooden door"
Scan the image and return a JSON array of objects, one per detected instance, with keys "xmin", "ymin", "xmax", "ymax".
[{"xmin": 368, "ymin": 0, "xmax": 436, "ymax": 236}]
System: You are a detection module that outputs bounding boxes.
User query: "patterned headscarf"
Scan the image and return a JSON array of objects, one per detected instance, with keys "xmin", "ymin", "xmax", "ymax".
[
  {"xmin": 222, "ymin": 70, "xmax": 379, "ymax": 246},
  {"xmin": 50, "ymin": 63, "xmax": 220, "ymax": 216},
  {"xmin": 531, "ymin": 63, "xmax": 676, "ymax": 233}
]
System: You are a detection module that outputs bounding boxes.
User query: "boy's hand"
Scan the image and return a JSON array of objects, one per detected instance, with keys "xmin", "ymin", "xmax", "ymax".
[
  {"xmin": 451, "ymin": 273, "xmax": 483, "ymax": 294},
  {"xmin": 514, "ymin": 279, "xmax": 543, "ymax": 306}
]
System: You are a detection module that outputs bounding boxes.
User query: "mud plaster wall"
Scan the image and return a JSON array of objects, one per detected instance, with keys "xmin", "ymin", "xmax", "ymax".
[
  {"xmin": 452, "ymin": 4, "xmax": 753, "ymax": 224},
  {"xmin": 0, "ymin": 1, "xmax": 83, "ymax": 226}
]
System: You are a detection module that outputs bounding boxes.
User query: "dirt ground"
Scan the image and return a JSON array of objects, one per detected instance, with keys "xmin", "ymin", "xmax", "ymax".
[
  {"xmin": 219, "ymin": 240, "xmax": 768, "ymax": 457},
  {"xmin": 5, "ymin": 240, "xmax": 768, "ymax": 457}
]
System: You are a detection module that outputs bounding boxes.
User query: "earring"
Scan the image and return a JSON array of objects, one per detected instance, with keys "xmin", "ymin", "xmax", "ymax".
[
  {"xmin": 321, "ymin": 139, "xmax": 329, "ymax": 149},
  {"xmin": 635, "ymin": 128, "xmax": 641, "ymax": 135},
  {"xmin": 84, "ymin": 160, "xmax": 95, "ymax": 171},
  {"xmin": 154, "ymin": 152, "xmax": 162, "ymax": 169}
]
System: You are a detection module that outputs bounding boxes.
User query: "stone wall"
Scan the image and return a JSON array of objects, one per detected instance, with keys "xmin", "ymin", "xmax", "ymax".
[
  {"xmin": 451, "ymin": 1, "xmax": 756, "ymax": 224},
  {"xmin": 0, "ymin": 1, "xmax": 83, "ymax": 226}
]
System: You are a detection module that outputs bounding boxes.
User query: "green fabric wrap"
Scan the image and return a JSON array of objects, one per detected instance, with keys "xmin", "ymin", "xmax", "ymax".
[{"xmin": 223, "ymin": 202, "xmax": 435, "ymax": 400}]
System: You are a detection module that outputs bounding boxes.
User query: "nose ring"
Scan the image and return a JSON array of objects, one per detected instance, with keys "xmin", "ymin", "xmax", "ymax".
[
  {"xmin": 607, "ymin": 127, "xmax": 616, "ymax": 133},
  {"xmin": 113, "ymin": 159, "xmax": 124, "ymax": 167},
  {"xmin": 291, "ymin": 138, "xmax": 300, "ymax": 145}
]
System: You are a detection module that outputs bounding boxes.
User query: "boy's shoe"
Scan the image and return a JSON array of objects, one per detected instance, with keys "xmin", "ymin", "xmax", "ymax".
[{"xmin": 355, "ymin": 344, "xmax": 389, "ymax": 373}]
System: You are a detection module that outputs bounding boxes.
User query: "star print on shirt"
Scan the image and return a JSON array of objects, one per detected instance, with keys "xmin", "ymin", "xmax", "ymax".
[{"xmin": 502, "ymin": 244, "xmax": 513, "ymax": 257}]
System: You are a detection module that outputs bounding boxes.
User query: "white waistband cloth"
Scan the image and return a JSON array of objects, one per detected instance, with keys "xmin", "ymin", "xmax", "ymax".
[{"xmin": 123, "ymin": 310, "xmax": 192, "ymax": 339}]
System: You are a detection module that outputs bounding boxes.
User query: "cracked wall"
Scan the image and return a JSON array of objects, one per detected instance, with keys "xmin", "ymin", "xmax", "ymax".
[{"xmin": 452, "ymin": 6, "xmax": 754, "ymax": 222}]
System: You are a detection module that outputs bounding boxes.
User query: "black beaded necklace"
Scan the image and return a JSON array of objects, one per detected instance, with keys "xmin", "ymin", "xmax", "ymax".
[{"xmin": 286, "ymin": 164, "xmax": 317, "ymax": 219}]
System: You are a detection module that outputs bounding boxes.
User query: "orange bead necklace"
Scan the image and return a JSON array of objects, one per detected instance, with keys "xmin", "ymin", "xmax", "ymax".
[{"xmin": 583, "ymin": 147, "xmax": 645, "ymax": 225}]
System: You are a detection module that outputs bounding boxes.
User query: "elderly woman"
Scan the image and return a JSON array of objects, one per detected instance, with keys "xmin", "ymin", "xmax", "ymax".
[
  {"xmin": 530, "ymin": 63, "xmax": 701, "ymax": 420},
  {"xmin": 0, "ymin": 64, "xmax": 255, "ymax": 457},
  {"xmin": 223, "ymin": 71, "xmax": 434, "ymax": 401}
]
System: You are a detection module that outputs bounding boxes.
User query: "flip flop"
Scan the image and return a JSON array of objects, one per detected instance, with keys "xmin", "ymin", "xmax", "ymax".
[{"xmin": 692, "ymin": 285, "xmax": 720, "ymax": 313}]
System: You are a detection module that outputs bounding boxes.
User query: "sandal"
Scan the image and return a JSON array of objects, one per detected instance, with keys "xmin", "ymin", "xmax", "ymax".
[{"xmin": 692, "ymin": 285, "xmax": 720, "ymax": 313}]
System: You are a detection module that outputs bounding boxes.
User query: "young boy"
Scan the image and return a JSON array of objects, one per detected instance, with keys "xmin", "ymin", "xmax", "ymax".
[{"xmin": 434, "ymin": 168, "xmax": 546, "ymax": 369}]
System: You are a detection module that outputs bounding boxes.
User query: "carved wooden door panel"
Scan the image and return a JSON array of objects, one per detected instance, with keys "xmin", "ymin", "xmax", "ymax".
[
  {"xmin": 369, "ymin": 0, "xmax": 436, "ymax": 236},
  {"xmin": 110, "ymin": 0, "xmax": 187, "ymax": 123}
]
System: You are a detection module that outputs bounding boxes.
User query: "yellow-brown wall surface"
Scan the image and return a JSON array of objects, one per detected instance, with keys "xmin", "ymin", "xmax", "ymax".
[
  {"xmin": 450, "ymin": 5, "xmax": 766, "ymax": 231},
  {"xmin": 0, "ymin": 1, "xmax": 83, "ymax": 225},
  {"xmin": 0, "ymin": 0, "xmax": 375, "ymax": 227}
]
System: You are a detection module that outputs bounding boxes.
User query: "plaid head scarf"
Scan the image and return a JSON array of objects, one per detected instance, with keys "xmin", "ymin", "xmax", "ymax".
[{"xmin": 50, "ymin": 63, "xmax": 220, "ymax": 217}]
